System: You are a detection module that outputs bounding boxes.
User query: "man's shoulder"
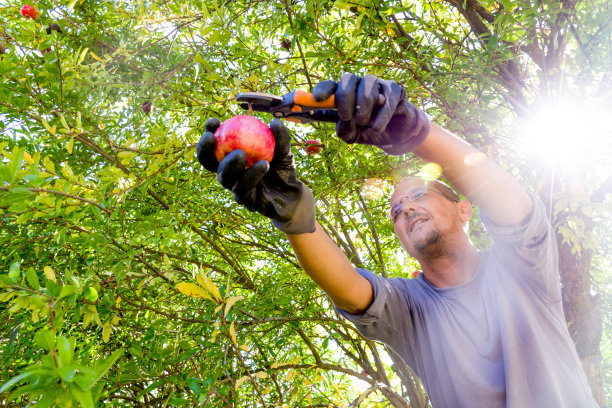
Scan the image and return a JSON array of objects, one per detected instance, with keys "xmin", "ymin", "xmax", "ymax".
[
  {"xmin": 354, "ymin": 267, "xmax": 418, "ymax": 285},
  {"xmin": 354, "ymin": 267, "xmax": 429, "ymax": 302}
]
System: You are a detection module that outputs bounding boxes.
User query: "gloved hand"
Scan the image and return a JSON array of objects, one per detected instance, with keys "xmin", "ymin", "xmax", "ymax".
[
  {"xmin": 312, "ymin": 73, "xmax": 430, "ymax": 156},
  {"xmin": 196, "ymin": 118, "xmax": 316, "ymax": 235}
]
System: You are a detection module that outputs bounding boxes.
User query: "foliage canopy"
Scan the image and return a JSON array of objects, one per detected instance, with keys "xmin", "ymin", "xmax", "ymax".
[{"xmin": 1, "ymin": 0, "xmax": 610, "ymax": 406}]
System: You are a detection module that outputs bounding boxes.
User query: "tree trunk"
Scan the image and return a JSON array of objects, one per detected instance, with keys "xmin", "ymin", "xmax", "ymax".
[{"xmin": 554, "ymin": 208, "xmax": 605, "ymax": 406}]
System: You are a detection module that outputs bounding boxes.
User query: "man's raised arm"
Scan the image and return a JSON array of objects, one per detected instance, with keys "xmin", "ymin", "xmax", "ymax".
[
  {"xmin": 313, "ymin": 73, "xmax": 533, "ymax": 228},
  {"xmin": 414, "ymin": 124, "xmax": 532, "ymax": 227},
  {"xmin": 197, "ymin": 117, "xmax": 373, "ymax": 315},
  {"xmin": 286, "ymin": 224, "xmax": 373, "ymax": 314}
]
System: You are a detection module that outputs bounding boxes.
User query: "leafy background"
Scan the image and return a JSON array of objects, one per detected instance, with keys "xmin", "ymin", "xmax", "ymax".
[{"xmin": 1, "ymin": 0, "xmax": 610, "ymax": 406}]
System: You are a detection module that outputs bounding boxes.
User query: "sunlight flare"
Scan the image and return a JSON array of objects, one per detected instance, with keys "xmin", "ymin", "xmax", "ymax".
[{"xmin": 517, "ymin": 100, "xmax": 610, "ymax": 172}]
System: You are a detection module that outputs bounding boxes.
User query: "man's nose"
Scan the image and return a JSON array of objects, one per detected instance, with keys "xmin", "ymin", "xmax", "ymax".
[{"xmin": 399, "ymin": 206, "xmax": 417, "ymax": 220}]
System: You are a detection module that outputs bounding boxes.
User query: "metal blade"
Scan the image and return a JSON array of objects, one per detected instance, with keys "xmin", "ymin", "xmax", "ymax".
[{"xmin": 236, "ymin": 92, "xmax": 283, "ymax": 112}]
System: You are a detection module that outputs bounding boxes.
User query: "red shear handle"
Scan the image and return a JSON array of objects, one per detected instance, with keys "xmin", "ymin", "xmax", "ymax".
[{"xmin": 294, "ymin": 90, "xmax": 336, "ymax": 109}]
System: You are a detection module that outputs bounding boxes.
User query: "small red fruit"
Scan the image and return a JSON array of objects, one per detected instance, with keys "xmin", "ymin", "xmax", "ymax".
[
  {"xmin": 20, "ymin": 5, "xmax": 38, "ymax": 19},
  {"xmin": 304, "ymin": 139, "xmax": 322, "ymax": 155},
  {"xmin": 214, "ymin": 115, "xmax": 275, "ymax": 168}
]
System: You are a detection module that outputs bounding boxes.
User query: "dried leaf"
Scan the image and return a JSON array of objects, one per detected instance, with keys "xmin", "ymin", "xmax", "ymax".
[
  {"xmin": 271, "ymin": 356, "xmax": 303, "ymax": 369},
  {"xmin": 102, "ymin": 322, "xmax": 111, "ymax": 342},
  {"xmin": 43, "ymin": 266, "xmax": 56, "ymax": 282},
  {"xmin": 77, "ymin": 48, "xmax": 88, "ymax": 65},
  {"xmin": 60, "ymin": 114, "xmax": 71, "ymax": 132},
  {"xmin": 356, "ymin": 390, "xmax": 369, "ymax": 404},
  {"xmin": 176, "ymin": 282, "xmax": 213, "ymax": 301},
  {"xmin": 197, "ymin": 272, "xmax": 222, "ymax": 301},
  {"xmin": 224, "ymin": 296, "xmax": 244, "ymax": 318},
  {"xmin": 41, "ymin": 118, "xmax": 55, "ymax": 135},
  {"xmin": 229, "ymin": 321, "xmax": 237, "ymax": 345},
  {"xmin": 254, "ymin": 371, "xmax": 267, "ymax": 379},
  {"xmin": 235, "ymin": 375, "xmax": 248, "ymax": 389}
]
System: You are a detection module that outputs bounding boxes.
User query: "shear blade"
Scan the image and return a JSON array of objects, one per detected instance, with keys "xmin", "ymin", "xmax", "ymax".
[{"xmin": 236, "ymin": 92, "xmax": 282, "ymax": 110}]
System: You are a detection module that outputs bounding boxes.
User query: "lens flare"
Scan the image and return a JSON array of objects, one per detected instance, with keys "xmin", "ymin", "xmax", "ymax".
[
  {"xmin": 362, "ymin": 178, "xmax": 388, "ymax": 200},
  {"xmin": 516, "ymin": 101, "xmax": 610, "ymax": 173}
]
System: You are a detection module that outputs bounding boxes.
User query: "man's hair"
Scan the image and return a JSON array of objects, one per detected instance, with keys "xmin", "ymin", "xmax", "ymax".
[
  {"xmin": 427, "ymin": 179, "xmax": 461, "ymax": 203},
  {"xmin": 398, "ymin": 177, "xmax": 461, "ymax": 203}
]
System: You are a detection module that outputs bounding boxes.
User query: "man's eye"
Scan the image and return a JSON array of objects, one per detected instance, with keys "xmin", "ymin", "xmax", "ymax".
[
  {"xmin": 409, "ymin": 187, "xmax": 427, "ymax": 200},
  {"xmin": 391, "ymin": 202, "xmax": 403, "ymax": 217}
]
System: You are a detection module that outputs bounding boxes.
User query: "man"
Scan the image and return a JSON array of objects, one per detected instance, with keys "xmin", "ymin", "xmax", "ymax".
[{"xmin": 197, "ymin": 74, "xmax": 598, "ymax": 407}]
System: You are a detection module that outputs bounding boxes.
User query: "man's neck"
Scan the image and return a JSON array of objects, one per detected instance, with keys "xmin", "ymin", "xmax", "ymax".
[{"xmin": 418, "ymin": 241, "xmax": 480, "ymax": 288}]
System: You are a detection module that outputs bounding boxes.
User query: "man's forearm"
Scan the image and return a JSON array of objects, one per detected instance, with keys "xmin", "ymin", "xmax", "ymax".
[
  {"xmin": 413, "ymin": 124, "xmax": 532, "ymax": 226},
  {"xmin": 285, "ymin": 222, "xmax": 373, "ymax": 314}
]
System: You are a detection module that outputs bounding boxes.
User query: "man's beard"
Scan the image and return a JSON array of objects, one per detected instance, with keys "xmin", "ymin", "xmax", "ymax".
[{"xmin": 414, "ymin": 229, "xmax": 445, "ymax": 258}]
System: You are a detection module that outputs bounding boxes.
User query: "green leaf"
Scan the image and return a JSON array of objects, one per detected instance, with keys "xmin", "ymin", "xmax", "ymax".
[
  {"xmin": 92, "ymin": 348, "xmax": 124, "ymax": 388},
  {"xmin": 43, "ymin": 156, "xmax": 55, "ymax": 173},
  {"xmin": 58, "ymin": 365, "xmax": 78, "ymax": 382},
  {"xmin": 84, "ymin": 286, "xmax": 98, "ymax": 302},
  {"xmin": 0, "ymin": 165, "xmax": 12, "ymax": 184},
  {"xmin": 26, "ymin": 267, "xmax": 39, "ymax": 290},
  {"xmin": 34, "ymin": 328, "xmax": 56, "ymax": 351},
  {"xmin": 8, "ymin": 261, "xmax": 20, "ymax": 280},
  {"xmin": 35, "ymin": 388, "xmax": 56, "ymax": 408},
  {"xmin": 58, "ymin": 284, "xmax": 77, "ymax": 299},
  {"xmin": 0, "ymin": 187, "xmax": 34, "ymax": 206},
  {"xmin": 69, "ymin": 386, "xmax": 95, "ymax": 408},
  {"xmin": 45, "ymin": 279, "xmax": 61, "ymax": 297},
  {"xmin": 9, "ymin": 147, "xmax": 24, "ymax": 180},
  {"xmin": 102, "ymin": 321, "xmax": 111, "ymax": 342},
  {"xmin": 0, "ymin": 371, "xmax": 36, "ymax": 394},
  {"xmin": 194, "ymin": 53, "xmax": 206, "ymax": 65},
  {"xmin": 56, "ymin": 335, "xmax": 75, "ymax": 365},
  {"xmin": 90, "ymin": 205, "xmax": 104, "ymax": 223}
]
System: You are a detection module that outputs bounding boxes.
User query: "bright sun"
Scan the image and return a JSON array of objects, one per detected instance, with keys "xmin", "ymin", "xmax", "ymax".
[{"xmin": 516, "ymin": 100, "xmax": 611, "ymax": 173}]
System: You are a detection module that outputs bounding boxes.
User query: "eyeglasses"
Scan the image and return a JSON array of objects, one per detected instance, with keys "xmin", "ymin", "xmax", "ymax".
[{"xmin": 389, "ymin": 187, "xmax": 446, "ymax": 223}]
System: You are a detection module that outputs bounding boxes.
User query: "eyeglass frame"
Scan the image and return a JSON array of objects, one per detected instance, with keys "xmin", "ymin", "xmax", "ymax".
[{"xmin": 389, "ymin": 181, "xmax": 460, "ymax": 223}]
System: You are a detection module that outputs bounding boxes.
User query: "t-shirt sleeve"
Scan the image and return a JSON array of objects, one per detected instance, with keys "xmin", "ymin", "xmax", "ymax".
[
  {"xmin": 480, "ymin": 191, "xmax": 561, "ymax": 301},
  {"xmin": 335, "ymin": 268, "xmax": 414, "ymax": 360}
]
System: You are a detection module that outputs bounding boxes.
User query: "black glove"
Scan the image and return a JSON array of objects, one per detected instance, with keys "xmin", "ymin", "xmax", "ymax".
[
  {"xmin": 196, "ymin": 118, "xmax": 316, "ymax": 235},
  {"xmin": 312, "ymin": 73, "xmax": 430, "ymax": 156}
]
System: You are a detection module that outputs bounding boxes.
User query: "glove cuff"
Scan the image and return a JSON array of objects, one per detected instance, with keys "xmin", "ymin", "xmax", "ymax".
[
  {"xmin": 271, "ymin": 183, "xmax": 316, "ymax": 234},
  {"xmin": 381, "ymin": 103, "xmax": 430, "ymax": 156}
]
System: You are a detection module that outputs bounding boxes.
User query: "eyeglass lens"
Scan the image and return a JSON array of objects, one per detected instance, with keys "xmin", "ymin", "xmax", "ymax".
[{"xmin": 390, "ymin": 186, "xmax": 428, "ymax": 221}]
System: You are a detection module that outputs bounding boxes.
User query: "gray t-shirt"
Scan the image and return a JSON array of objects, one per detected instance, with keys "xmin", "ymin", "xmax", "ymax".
[{"xmin": 337, "ymin": 194, "xmax": 598, "ymax": 407}]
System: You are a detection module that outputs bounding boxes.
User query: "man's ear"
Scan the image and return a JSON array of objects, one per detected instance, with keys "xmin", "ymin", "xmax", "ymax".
[{"xmin": 457, "ymin": 200, "xmax": 473, "ymax": 224}]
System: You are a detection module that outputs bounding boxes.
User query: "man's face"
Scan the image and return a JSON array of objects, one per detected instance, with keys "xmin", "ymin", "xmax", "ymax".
[{"xmin": 390, "ymin": 179, "xmax": 468, "ymax": 258}]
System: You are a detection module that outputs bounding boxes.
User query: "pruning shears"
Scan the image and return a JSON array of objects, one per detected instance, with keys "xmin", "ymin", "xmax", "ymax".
[{"xmin": 235, "ymin": 91, "xmax": 339, "ymax": 124}]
